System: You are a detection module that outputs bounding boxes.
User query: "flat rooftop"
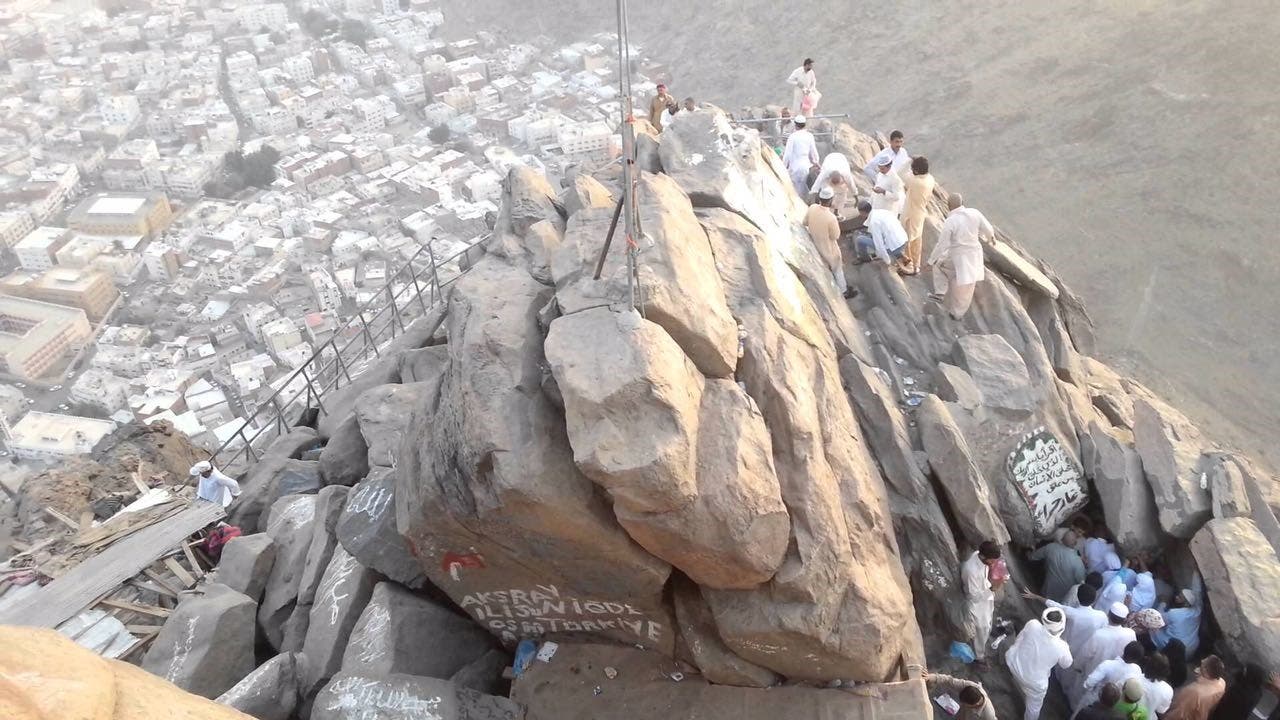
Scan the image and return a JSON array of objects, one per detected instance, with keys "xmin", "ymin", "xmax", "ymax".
[
  {"xmin": 87, "ymin": 197, "xmax": 147, "ymax": 216},
  {"xmin": 8, "ymin": 412, "xmax": 115, "ymax": 455}
]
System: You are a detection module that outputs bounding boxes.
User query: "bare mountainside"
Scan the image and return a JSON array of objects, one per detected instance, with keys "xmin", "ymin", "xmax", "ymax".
[{"xmin": 441, "ymin": 0, "xmax": 1280, "ymax": 466}]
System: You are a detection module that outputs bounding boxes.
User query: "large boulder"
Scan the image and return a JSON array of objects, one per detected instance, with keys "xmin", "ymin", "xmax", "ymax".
[
  {"xmin": 216, "ymin": 533, "xmax": 276, "ymax": 602},
  {"xmin": 336, "ymin": 467, "xmax": 425, "ymax": 588},
  {"xmin": 918, "ymin": 396, "xmax": 1010, "ymax": 546},
  {"xmin": 561, "ymin": 173, "xmax": 614, "ymax": 217},
  {"xmin": 341, "ymin": 582, "xmax": 494, "ymax": 679},
  {"xmin": 2, "ymin": 626, "xmax": 254, "ymax": 720},
  {"xmin": 511, "ymin": 642, "xmax": 931, "ymax": 720},
  {"xmin": 313, "ymin": 673, "xmax": 522, "ymax": 720},
  {"xmin": 839, "ymin": 357, "xmax": 967, "ymax": 639},
  {"xmin": 545, "ymin": 307, "xmax": 789, "ymax": 588},
  {"xmin": 297, "ymin": 485, "xmax": 351, "ymax": 606},
  {"xmin": 229, "ymin": 428, "xmax": 320, "ymax": 533},
  {"xmin": 952, "ymin": 334, "xmax": 1036, "ymax": 413},
  {"xmin": 142, "ymin": 584, "xmax": 257, "ymax": 699},
  {"xmin": 1189, "ymin": 518, "xmax": 1280, "ymax": 669},
  {"xmin": 500, "ymin": 165, "xmax": 564, "ymax": 238},
  {"xmin": 258, "ymin": 494, "xmax": 319, "ymax": 650},
  {"xmin": 299, "ymin": 545, "xmax": 379, "ymax": 697},
  {"xmin": 698, "ymin": 207, "xmax": 918, "ymax": 681},
  {"xmin": 550, "ymin": 171, "xmax": 738, "ymax": 378},
  {"xmin": 672, "ymin": 575, "xmax": 780, "ymax": 688},
  {"xmin": 1085, "ymin": 423, "xmax": 1162, "ymax": 553},
  {"xmin": 448, "ymin": 649, "xmax": 509, "ymax": 695},
  {"xmin": 355, "ymin": 383, "xmax": 429, "ymax": 468},
  {"xmin": 394, "ymin": 258, "xmax": 673, "ymax": 652},
  {"xmin": 1132, "ymin": 396, "xmax": 1212, "ymax": 539},
  {"xmin": 318, "ymin": 414, "xmax": 369, "ymax": 487},
  {"xmin": 216, "ymin": 652, "xmax": 299, "ymax": 720}
]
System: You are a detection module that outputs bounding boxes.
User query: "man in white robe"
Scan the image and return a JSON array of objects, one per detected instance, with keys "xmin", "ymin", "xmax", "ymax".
[
  {"xmin": 786, "ymin": 58, "xmax": 819, "ymax": 114},
  {"xmin": 1005, "ymin": 608, "xmax": 1073, "ymax": 720},
  {"xmin": 782, "ymin": 115, "xmax": 819, "ymax": 196},
  {"xmin": 1076, "ymin": 603, "xmax": 1137, "ymax": 679},
  {"xmin": 870, "ymin": 156, "xmax": 904, "ymax": 214},
  {"xmin": 190, "ymin": 460, "xmax": 241, "ymax": 507},
  {"xmin": 961, "ymin": 541, "xmax": 1002, "ymax": 668},
  {"xmin": 810, "ymin": 152, "xmax": 855, "ymax": 204},
  {"xmin": 863, "ymin": 129, "xmax": 911, "ymax": 180},
  {"xmin": 928, "ymin": 193, "xmax": 993, "ymax": 319}
]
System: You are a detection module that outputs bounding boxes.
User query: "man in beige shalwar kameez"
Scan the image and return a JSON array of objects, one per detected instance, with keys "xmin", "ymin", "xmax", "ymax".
[
  {"xmin": 928, "ymin": 193, "xmax": 993, "ymax": 319},
  {"xmin": 899, "ymin": 155, "xmax": 937, "ymax": 275}
]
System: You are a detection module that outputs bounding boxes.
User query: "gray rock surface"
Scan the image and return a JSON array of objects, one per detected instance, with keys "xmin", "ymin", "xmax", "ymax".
[
  {"xmin": 318, "ymin": 414, "xmax": 370, "ymax": 487},
  {"xmin": 672, "ymin": 575, "xmax": 780, "ymax": 688},
  {"xmin": 300, "ymin": 544, "xmax": 379, "ymax": 697},
  {"xmin": 355, "ymin": 383, "xmax": 429, "ymax": 468},
  {"xmin": 142, "ymin": 583, "xmax": 256, "ymax": 699},
  {"xmin": 336, "ymin": 467, "xmax": 425, "ymax": 588},
  {"xmin": 448, "ymin": 649, "xmax": 509, "ymax": 695},
  {"xmin": 918, "ymin": 396, "xmax": 1010, "ymax": 546},
  {"xmin": 1190, "ymin": 518, "xmax": 1280, "ymax": 669},
  {"xmin": 297, "ymin": 485, "xmax": 351, "ymax": 606},
  {"xmin": 314, "ymin": 672, "xmax": 522, "ymax": 720},
  {"xmin": 215, "ymin": 652, "xmax": 299, "ymax": 720},
  {"xmin": 1132, "ymin": 396, "xmax": 1212, "ymax": 538},
  {"xmin": 341, "ymin": 582, "xmax": 494, "ymax": 679},
  {"xmin": 216, "ymin": 533, "xmax": 276, "ymax": 602},
  {"xmin": 953, "ymin": 334, "xmax": 1036, "ymax": 413},
  {"xmin": 229, "ymin": 428, "xmax": 320, "ymax": 533},
  {"xmin": 259, "ymin": 494, "xmax": 319, "ymax": 650},
  {"xmin": 933, "ymin": 363, "xmax": 983, "ymax": 410},
  {"xmin": 1085, "ymin": 422, "xmax": 1162, "ymax": 553}
]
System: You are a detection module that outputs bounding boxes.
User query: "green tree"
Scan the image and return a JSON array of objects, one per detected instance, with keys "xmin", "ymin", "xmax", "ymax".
[
  {"xmin": 428, "ymin": 124, "xmax": 451, "ymax": 144},
  {"xmin": 341, "ymin": 18, "xmax": 370, "ymax": 48}
]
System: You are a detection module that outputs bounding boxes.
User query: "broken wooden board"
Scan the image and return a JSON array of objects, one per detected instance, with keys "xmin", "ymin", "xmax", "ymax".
[{"xmin": 0, "ymin": 500, "xmax": 225, "ymax": 628}]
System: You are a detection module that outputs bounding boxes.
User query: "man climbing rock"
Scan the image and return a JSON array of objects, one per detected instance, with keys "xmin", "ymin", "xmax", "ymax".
[
  {"xmin": 928, "ymin": 193, "xmax": 994, "ymax": 319},
  {"xmin": 190, "ymin": 460, "xmax": 241, "ymax": 508}
]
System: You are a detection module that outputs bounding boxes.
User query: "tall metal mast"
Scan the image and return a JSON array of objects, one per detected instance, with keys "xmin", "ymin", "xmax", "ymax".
[{"xmin": 615, "ymin": 0, "xmax": 637, "ymax": 311}]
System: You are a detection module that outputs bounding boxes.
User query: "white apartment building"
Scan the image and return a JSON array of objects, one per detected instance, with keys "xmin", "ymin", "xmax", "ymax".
[
  {"xmin": 13, "ymin": 226, "xmax": 71, "ymax": 271},
  {"xmin": 99, "ymin": 95, "xmax": 141, "ymax": 127},
  {"xmin": 6, "ymin": 412, "xmax": 116, "ymax": 461},
  {"xmin": 307, "ymin": 269, "xmax": 344, "ymax": 313},
  {"xmin": 238, "ymin": 3, "xmax": 289, "ymax": 32},
  {"xmin": 283, "ymin": 55, "xmax": 314, "ymax": 84},
  {"xmin": 557, "ymin": 121, "xmax": 614, "ymax": 162},
  {"xmin": 69, "ymin": 369, "xmax": 131, "ymax": 415}
]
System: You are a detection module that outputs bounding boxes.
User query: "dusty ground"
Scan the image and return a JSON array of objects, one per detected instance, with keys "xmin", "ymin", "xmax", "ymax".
[{"xmin": 443, "ymin": 0, "xmax": 1280, "ymax": 469}]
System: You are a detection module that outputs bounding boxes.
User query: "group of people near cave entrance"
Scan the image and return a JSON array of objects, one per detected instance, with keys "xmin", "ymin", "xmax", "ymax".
[
  {"xmin": 648, "ymin": 56, "xmax": 991, "ymax": 321},
  {"xmin": 936, "ymin": 514, "xmax": 1280, "ymax": 720}
]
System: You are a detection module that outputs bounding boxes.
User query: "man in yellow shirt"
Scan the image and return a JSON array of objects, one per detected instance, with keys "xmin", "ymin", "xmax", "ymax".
[
  {"xmin": 900, "ymin": 156, "xmax": 936, "ymax": 276},
  {"xmin": 804, "ymin": 186, "xmax": 855, "ymax": 298}
]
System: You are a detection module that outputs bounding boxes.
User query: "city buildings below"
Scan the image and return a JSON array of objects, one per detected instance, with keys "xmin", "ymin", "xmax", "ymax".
[
  {"xmin": 0, "ymin": 296, "xmax": 91, "ymax": 381},
  {"xmin": 0, "ymin": 266, "xmax": 119, "ymax": 322},
  {"xmin": 1, "ymin": 411, "xmax": 116, "ymax": 461},
  {"xmin": 66, "ymin": 193, "xmax": 173, "ymax": 238}
]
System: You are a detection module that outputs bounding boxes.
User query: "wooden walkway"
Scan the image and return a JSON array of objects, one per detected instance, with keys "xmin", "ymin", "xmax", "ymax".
[{"xmin": 0, "ymin": 501, "xmax": 225, "ymax": 628}]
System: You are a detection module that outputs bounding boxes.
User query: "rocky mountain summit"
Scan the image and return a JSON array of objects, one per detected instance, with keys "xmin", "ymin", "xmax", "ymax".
[{"xmin": 51, "ymin": 107, "xmax": 1278, "ymax": 720}]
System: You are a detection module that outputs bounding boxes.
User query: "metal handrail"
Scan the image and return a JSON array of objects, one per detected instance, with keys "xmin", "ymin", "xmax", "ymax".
[{"xmin": 209, "ymin": 233, "xmax": 491, "ymax": 471}]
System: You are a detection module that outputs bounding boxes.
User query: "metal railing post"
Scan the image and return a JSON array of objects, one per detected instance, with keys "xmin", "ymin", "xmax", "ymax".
[
  {"xmin": 358, "ymin": 311, "xmax": 380, "ymax": 358},
  {"xmin": 301, "ymin": 366, "xmax": 326, "ymax": 417}
]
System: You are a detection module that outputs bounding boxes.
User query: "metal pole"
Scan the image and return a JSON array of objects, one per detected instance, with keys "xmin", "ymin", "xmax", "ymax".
[
  {"xmin": 616, "ymin": 0, "xmax": 637, "ymax": 311},
  {"xmin": 592, "ymin": 197, "xmax": 625, "ymax": 280}
]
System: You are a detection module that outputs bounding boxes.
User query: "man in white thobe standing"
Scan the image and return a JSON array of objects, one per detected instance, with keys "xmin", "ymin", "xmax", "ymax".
[
  {"xmin": 870, "ymin": 155, "xmax": 905, "ymax": 215},
  {"xmin": 863, "ymin": 129, "xmax": 911, "ymax": 180},
  {"xmin": 928, "ymin": 193, "xmax": 993, "ymax": 319},
  {"xmin": 1076, "ymin": 603, "xmax": 1137, "ymax": 679},
  {"xmin": 961, "ymin": 541, "xmax": 1003, "ymax": 669},
  {"xmin": 190, "ymin": 460, "xmax": 241, "ymax": 508},
  {"xmin": 786, "ymin": 58, "xmax": 819, "ymax": 114},
  {"xmin": 1005, "ymin": 608, "xmax": 1074, "ymax": 720},
  {"xmin": 782, "ymin": 115, "xmax": 819, "ymax": 197}
]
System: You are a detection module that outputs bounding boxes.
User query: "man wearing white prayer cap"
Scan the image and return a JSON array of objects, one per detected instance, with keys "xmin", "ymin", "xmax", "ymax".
[
  {"xmin": 804, "ymin": 185, "xmax": 853, "ymax": 298},
  {"xmin": 1005, "ymin": 607, "xmax": 1074, "ymax": 720},
  {"xmin": 190, "ymin": 460, "xmax": 242, "ymax": 507},
  {"xmin": 1076, "ymin": 602, "xmax": 1138, "ymax": 680}
]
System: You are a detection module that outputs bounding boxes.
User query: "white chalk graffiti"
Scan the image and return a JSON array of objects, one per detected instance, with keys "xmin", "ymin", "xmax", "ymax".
[
  {"xmin": 164, "ymin": 616, "xmax": 198, "ymax": 682},
  {"xmin": 353, "ymin": 604, "xmax": 390, "ymax": 665},
  {"xmin": 459, "ymin": 584, "xmax": 664, "ymax": 645},
  {"xmin": 345, "ymin": 483, "xmax": 392, "ymax": 521},
  {"xmin": 317, "ymin": 552, "xmax": 359, "ymax": 625},
  {"xmin": 325, "ymin": 676, "xmax": 443, "ymax": 720},
  {"xmin": 920, "ymin": 557, "xmax": 950, "ymax": 592}
]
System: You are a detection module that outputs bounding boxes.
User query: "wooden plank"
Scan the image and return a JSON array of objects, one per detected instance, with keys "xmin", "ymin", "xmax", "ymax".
[
  {"xmin": 130, "ymin": 471, "xmax": 150, "ymax": 495},
  {"xmin": 127, "ymin": 577, "xmax": 178, "ymax": 599},
  {"xmin": 97, "ymin": 598, "xmax": 171, "ymax": 618},
  {"xmin": 125, "ymin": 624, "xmax": 163, "ymax": 634},
  {"xmin": 118, "ymin": 629, "xmax": 159, "ymax": 661},
  {"xmin": 163, "ymin": 557, "xmax": 196, "ymax": 588},
  {"xmin": 180, "ymin": 543, "xmax": 204, "ymax": 579},
  {"xmin": 78, "ymin": 511, "xmax": 94, "ymax": 532},
  {"xmin": 0, "ymin": 501, "xmax": 224, "ymax": 628},
  {"xmin": 141, "ymin": 568, "xmax": 181, "ymax": 598},
  {"xmin": 44, "ymin": 507, "xmax": 79, "ymax": 531}
]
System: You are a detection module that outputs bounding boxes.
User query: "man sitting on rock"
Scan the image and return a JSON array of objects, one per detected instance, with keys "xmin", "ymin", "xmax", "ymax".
[
  {"xmin": 851, "ymin": 200, "xmax": 908, "ymax": 266},
  {"xmin": 927, "ymin": 193, "xmax": 994, "ymax": 320},
  {"xmin": 805, "ymin": 186, "xmax": 856, "ymax": 299}
]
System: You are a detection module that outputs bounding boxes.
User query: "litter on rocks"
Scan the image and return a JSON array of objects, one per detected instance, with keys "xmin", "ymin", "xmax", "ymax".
[
  {"xmin": 669, "ymin": 671, "xmax": 684, "ymax": 682},
  {"xmin": 536, "ymin": 640, "xmax": 559, "ymax": 663},
  {"xmin": 593, "ymin": 686, "xmax": 603, "ymax": 696},
  {"xmin": 603, "ymin": 666, "xmax": 617, "ymax": 679}
]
